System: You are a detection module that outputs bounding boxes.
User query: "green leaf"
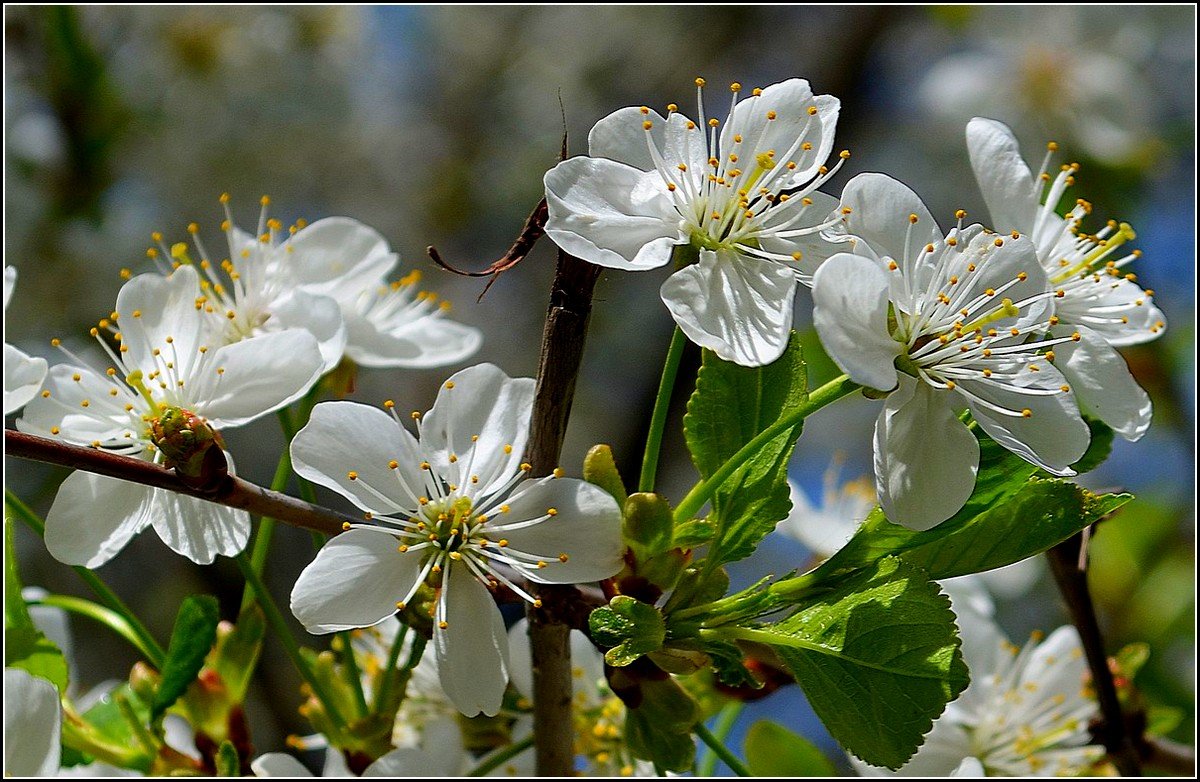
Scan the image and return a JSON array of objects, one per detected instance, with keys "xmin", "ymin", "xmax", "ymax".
[
  {"xmin": 589, "ymin": 596, "xmax": 666, "ymax": 667},
  {"xmin": 1073, "ymin": 417, "xmax": 1115, "ymax": 474},
  {"xmin": 151, "ymin": 595, "xmax": 220, "ymax": 720},
  {"xmin": 216, "ymin": 741, "xmax": 240, "ymax": 776},
  {"xmin": 744, "ymin": 720, "xmax": 837, "ymax": 776},
  {"xmin": 761, "ymin": 556, "xmax": 967, "ymax": 769},
  {"xmin": 672, "ymin": 518, "xmax": 716, "ymax": 548},
  {"xmin": 80, "ymin": 684, "xmax": 152, "ymax": 753},
  {"xmin": 624, "ymin": 676, "xmax": 699, "ymax": 772},
  {"xmin": 4, "ymin": 518, "xmax": 69, "ymax": 692},
  {"xmin": 683, "ymin": 332, "xmax": 807, "ymax": 566},
  {"xmin": 817, "ymin": 475, "xmax": 1131, "ymax": 583}
]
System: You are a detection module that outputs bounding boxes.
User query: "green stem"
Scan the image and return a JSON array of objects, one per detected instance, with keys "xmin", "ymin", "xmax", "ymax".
[
  {"xmin": 697, "ymin": 701, "xmax": 745, "ymax": 777},
  {"xmin": 6, "ymin": 489, "xmax": 167, "ymax": 667},
  {"xmin": 467, "ymin": 734, "xmax": 535, "ymax": 777},
  {"xmin": 27, "ymin": 594, "xmax": 159, "ymax": 663},
  {"xmin": 673, "ymin": 374, "xmax": 858, "ymax": 525},
  {"xmin": 694, "ymin": 721, "xmax": 752, "ymax": 777},
  {"xmin": 372, "ymin": 622, "xmax": 409, "ymax": 713},
  {"xmin": 338, "ymin": 630, "xmax": 370, "ymax": 717},
  {"xmin": 639, "ymin": 326, "xmax": 689, "ymax": 493},
  {"xmin": 239, "ymin": 404, "xmax": 312, "ymax": 611},
  {"xmin": 233, "ymin": 551, "xmax": 346, "ymax": 734}
]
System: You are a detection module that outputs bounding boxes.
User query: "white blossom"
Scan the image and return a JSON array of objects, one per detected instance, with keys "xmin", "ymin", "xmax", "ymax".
[
  {"xmin": 777, "ymin": 462, "xmax": 875, "ymax": 559},
  {"xmin": 966, "ymin": 117, "xmax": 1162, "ymax": 440},
  {"xmin": 854, "ymin": 578, "xmax": 1104, "ymax": 777},
  {"xmin": 17, "ymin": 265, "xmax": 324, "ymax": 566},
  {"xmin": 811, "ymin": 173, "xmax": 1090, "ymax": 530},
  {"xmin": 545, "ymin": 78, "xmax": 845, "ymax": 366},
  {"xmin": 4, "ymin": 265, "xmax": 49, "ymax": 415},
  {"xmin": 4, "ymin": 668, "xmax": 61, "ymax": 777},
  {"xmin": 288, "ymin": 363, "xmax": 624, "ymax": 717},
  {"xmin": 162, "ymin": 195, "xmax": 480, "ymax": 372}
]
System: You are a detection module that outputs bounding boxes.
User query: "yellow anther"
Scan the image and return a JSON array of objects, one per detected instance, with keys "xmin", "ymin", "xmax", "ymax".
[
  {"xmin": 260, "ymin": 195, "xmax": 270, "ymax": 206},
  {"xmin": 947, "ymin": 237, "xmax": 958, "ymax": 247},
  {"xmin": 342, "ymin": 521, "xmax": 352, "ymax": 531},
  {"xmin": 666, "ymin": 103, "xmax": 678, "ymax": 112},
  {"xmin": 520, "ymin": 462, "xmax": 532, "ymax": 471},
  {"xmin": 448, "ymin": 454, "xmax": 458, "ymax": 463},
  {"xmin": 807, "ymin": 105, "xmax": 818, "ymax": 115},
  {"xmin": 498, "ymin": 539, "xmax": 509, "ymax": 547},
  {"xmin": 1021, "ymin": 409, "xmax": 1032, "ymax": 418},
  {"xmin": 49, "ymin": 425, "xmax": 60, "ymax": 434},
  {"xmin": 694, "ymin": 77, "xmax": 706, "ymax": 87},
  {"xmin": 347, "ymin": 471, "xmax": 358, "ymax": 480},
  {"xmin": 766, "ymin": 110, "xmax": 777, "ymax": 120},
  {"xmin": 503, "ymin": 444, "xmax": 513, "ymax": 454},
  {"xmin": 445, "ymin": 381, "xmax": 455, "ymax": 389},
  {"xmin": 708, "ymin": 118, "xmax": 719, "ymax": 127},
  {"xmin": 1047, "ymin": 141, "xmax": 1058, "ymax": 151},
  {"xmin": 840, "ymin": 206, "xmax": 853, "ymax": 215},
  {"xmin": 1071, "ymin": 332, "xmax": 1081, "ymax": 342},
  {"xmin": 909, "ymin": 213, "xmax": 919, "ymax": 224},
  {"xmin": 729, "ymin": 81, "xmax": 741, "ymax": 92},
  {"xmin": 438, "ymin": 621, "xmax": 448, "ymax": 629},
  {"xmin": 132, "ymin": 309, "xmax": 142, "ymax": 318},
  {"xmin": 839, "ymin": 149, "xmax": 850, "ymax": 159},
  {"xmin": 420, "ymin": 461, "xmax": 431, "ymax": 470},
  {"xmin": 993, "ymin": 238, "xmax": 1004, "ymax": 247},
  {"xmin": 547, "ymin": 508, "xmax": 558, "ymax": 517},
  {"xmin": 642, "ymin": 120, "xmax": 653, "ymax": 130},
  {"xmin": 80, "ymin": 400, "xmax": 90, "ymax": 407}
]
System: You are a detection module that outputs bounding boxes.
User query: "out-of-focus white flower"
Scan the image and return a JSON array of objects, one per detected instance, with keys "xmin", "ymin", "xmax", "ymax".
[
  {"xmin": 288, "ymin": 363, "xmax": 624, "ymax": 717},
  {"xmin": 163, "ymin": 195, "xmax": 480, "ymax": 373},
  {"xmin": 4, "ymin": 265, "xmax": 49, "ymax": 415},
  {"xmin": 919, "ymin": 7, "xmax": 1161, "ymax": 167},
  {"xmin": 4, "ymin": 668, "xmax": 61, "ymax": 777},
  {"xmin": 966, "ymin": 117, "xmax": 1162, "ymax": 440},
  {"xmin": 252, "ymin": 731, "xmax": 466, "ymax": 778},
  {"xmin": 777, "ymin": 460, "xmax": 875, "ymax": 558},
  {"xmin": 17, "ymin": 265, "xmax": 323, "ymax": 566},
  {"xmin": 545, "ymin": 77, "xmax": 845, "ymax": 366},
  {"xmin": 812, "ymin": 173, "xmax": 1090, "ymax": 530},
  {"xmin": 855, "ymin": 577, "xmax": 1105, "ymax": 777},
  {"xmin": 504, "ymin": 619, "xmax": 654, "ymax": 777}
]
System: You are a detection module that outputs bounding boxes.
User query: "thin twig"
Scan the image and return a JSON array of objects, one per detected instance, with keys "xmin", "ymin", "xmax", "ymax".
[
  {"xmin": 1047, "ymin": 530, "xmax": 1142, "ymax": 776},
  {"xmin": 427, "ymin": 197, "xmax": 549, "ymax": 301}
]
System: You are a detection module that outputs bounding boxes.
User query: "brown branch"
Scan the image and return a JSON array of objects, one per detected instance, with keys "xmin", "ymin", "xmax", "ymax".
[
  {"xmin": 427, "ymin": 197, "xmax": 549, "ymax": 301},
  {"xmin": 1047, "ymin": 530, "xmax": 1142, "ymax": 776},
  {"xmin": 6, "ymin": 428, "xmax": 605, "ymax": 631},
  {"xmin": 523, "ymin": 241, "xmax": 603, "ymax": 776},
  {"xmin": 5, "ymin": 429, "xmax": 350, "ymax": 536}
]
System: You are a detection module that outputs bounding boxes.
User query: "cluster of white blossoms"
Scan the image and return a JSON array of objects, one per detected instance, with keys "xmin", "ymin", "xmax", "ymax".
[
  {"xmin": 12, "ymin": 199, "xmax": 485, "ymax": 567},
  {"xmin": 154, "ymin": 195, "xmax": 482, "ymax": 372},
  {"xmin": 547, "ymin": 80, "xmax": 1163, "ymax": 531},
  {"xmin": 288, "ymin": 363, "xmax": 624, "ymax": 717}
]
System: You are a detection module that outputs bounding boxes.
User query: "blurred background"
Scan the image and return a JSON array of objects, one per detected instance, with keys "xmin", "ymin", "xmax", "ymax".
[{"xmin": 5, "ymin": 5, "xmax": 1194, "ymax": 773}]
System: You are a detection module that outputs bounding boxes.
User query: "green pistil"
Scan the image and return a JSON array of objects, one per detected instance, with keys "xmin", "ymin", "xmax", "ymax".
[
  {"xmin": 961, "ymin": 297, "xmax": 1019, "ymax": 333},
  {"xmin": 124, "ymin": 370, "xmax": 158, "ymax": 411}
]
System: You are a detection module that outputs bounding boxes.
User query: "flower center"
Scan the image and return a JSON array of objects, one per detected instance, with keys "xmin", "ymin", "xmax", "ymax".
[{"xmin": 417, "ymin": 495, "xmax": 482, "ymax": 553}]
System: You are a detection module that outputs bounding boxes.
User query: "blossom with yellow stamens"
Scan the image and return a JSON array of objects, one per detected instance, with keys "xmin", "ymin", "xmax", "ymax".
[
  {"xmin": 288, "ymin": 363, "xmax": 623, "ymax": 717},
  {"xmin": 544, "ymin": 78, "xmax": 845, "ymax": 366}
]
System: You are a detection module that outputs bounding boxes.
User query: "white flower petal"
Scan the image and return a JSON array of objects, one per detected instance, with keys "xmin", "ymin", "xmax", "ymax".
[
  {"xmin": 17, "ymin": 364, "xmax": 134, "ymax": 446},
  {"xmin": 1056, "ymin": 276, "xmax": 1166, "ymax": 347},
  {"xmin": 1018, "ymin": 626, "xmax": 1090, "ymax": 712},
  {"xmin": 486, "ymin": 477, "xmax": 624, "ymax": 584},
  {"xmin": 838, "ymin": 173, "xmax": 941, "ymax": 265},
  {"xmin": 811, "ymin": 253, "xmax": 901, "ymax": 391},
  {"xmin": 4, "ymin": 668, "xmax": 61, "ymax": 777},
  {"xmin": 4, "ymin": 343, "xmax": 47, "ymax": 415},
  {"xmin": 291, "ymin": 530, "xmax": 421, "ymax": 634},
  {"xmin": 421, "ymin": 364, "xmax": 535, "ymax": 498},
  {"xmin": 929, "ymin": 228, "xmax": 1048, "ymax": 331},
  {"xmin": 777, "ymin": 479, "xmax": 862, "ymax": 559},
  {"xmin": 959, "ymin": 364, "xmax": 1089, "ymax": 476},
  {"xmin": 344, "ymin": 310, "xmax": 482, "ymax": 370},
  {"xmin": 721, "ymin": 79, "xmax": 834, "ymax": 186},
  {"xmin": 115, "ymin": 266, "xmax": 206, "ymax": 374},
  {"xmin": 1050, "ymin": 326, "xmax": 1151, "ymax": 441},
  {"xmin": 291, "ymin": 401, "xmax": 426, "ymax": 514},
  {"xmin": 875, "ymin": 377, "xmax": 980, "ymax": 531},
  {"xmin": 850, "ymin": 719, "xmax": 973, "ymax": 777},
  {"xmin": 272, "ymin": 290, "xmax": 348, "ymax": 373},
  {"xmin": 544, "ymin": 157, "xmax": 678, "ymax": 271},
  {"xmin": 149, "ymin": 490, "xmax": 250, "ymax": 564},
  {"xmin": 3, "ymin": 265, "xmax": 15, "ymax": 310},
  {"xmin": 195, "ymin": 329, "xmax": 323, "ymax": 428},
  {"xmin": 965, "ymin": 117, "xmax": 1039, "ymax": 235},
  {"xmin": 365, "ymin": 745, "xmax": 465, "ymax": 778},
  {"xmin": 950, "ymin": 756, "xmax": 987, "ymax": 777},
  {"xmin": 660, "ymin": 249, "xmax": 796, "ymax": 367},
  {"xmin": 43, "ymin": 472, "xmax": 155, "ymax": 568},
  {"xmin": 251, "ymin": 753, "xmax": 314, "ymax": 777},
  {"xmin": 588, "ymin": 107, "xmax": 706, "ymax": 173},
  {"xmin": 284, "ymin": 217, "xmax": 399, "ymax": 303},
  {"xmin": 434, "ymin": 565, "xmax": 509, "ymax": 717}
]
